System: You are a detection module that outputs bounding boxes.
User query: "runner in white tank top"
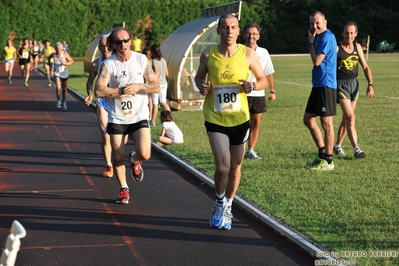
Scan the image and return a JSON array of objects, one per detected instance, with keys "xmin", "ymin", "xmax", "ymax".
[{"xmin": 95, "ymin": 28, "xmax": 159, "ymax": 205}]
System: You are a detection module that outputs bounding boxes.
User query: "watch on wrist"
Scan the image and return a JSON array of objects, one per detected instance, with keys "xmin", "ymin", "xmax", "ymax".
[
  {"xmin": 252, "ymin": 82, "xmax": 256, "ymax": 91},
  {"xmin": 368, "ymin": 84, "xmax": 374, "ymax": 88},
  {"xmin": 270, "ymin": 90, "xmax": 276, "ymax": 94},
  {"xmin": 120, "ymin": 86, "xmax": 126, "ymax": 95}
]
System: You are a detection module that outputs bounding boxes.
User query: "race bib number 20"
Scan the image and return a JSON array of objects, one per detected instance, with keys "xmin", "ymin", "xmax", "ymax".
[
  {"xmin": 213, "ymin": 84, "xmax": 241, "ymax": 112},
  {"xmin": 115, "ymin": 96, "xmax": 136, "ymax": 117}
]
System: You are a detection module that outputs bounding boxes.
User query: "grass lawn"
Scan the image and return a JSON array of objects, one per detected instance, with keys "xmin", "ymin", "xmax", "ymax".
[{"xmin": 66, "ymin": 54, "xmax": 399, "ymax": 266}]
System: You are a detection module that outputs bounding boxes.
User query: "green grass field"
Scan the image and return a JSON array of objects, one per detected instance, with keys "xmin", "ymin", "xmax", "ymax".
[{"xmin": 67, "ymin": 54, "xmax": 399, "ymax": 266}]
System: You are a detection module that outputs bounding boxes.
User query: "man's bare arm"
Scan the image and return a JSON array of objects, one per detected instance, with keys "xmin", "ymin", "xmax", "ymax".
[{"xmin": 95, "ymin": 63, "xmax": 120, "ymax": 98}]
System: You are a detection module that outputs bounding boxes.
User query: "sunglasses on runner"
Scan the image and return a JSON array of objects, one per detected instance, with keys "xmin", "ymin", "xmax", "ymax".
[{"xmin": 114, "ymin": 38, "xmax": 130, "ymax": 45}]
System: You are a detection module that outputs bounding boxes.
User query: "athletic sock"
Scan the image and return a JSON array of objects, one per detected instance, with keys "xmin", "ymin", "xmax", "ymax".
[
  {"xmin": 318, "ymin": 147, "xmax": 326, "ymax": 159},
  {"xmin": 216, "ymin": 192, "xmax": 225, "ymax": 201},
  {"xmin": 325, "ymin": 155, "xmax": 333, "ymax": 164}
]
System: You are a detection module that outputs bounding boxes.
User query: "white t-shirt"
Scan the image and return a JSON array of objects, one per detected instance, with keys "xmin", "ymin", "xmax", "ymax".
[
  {"xmin": 161, "ymin": 121, "xmax": 184, "ymax": 144},
  {"xmin": 103, "ymin": 51, "xmax": 149, "ymax": 124},
  {"xmin": 248, "ymin": 46, "xmax": 274, "ymax": 97}
]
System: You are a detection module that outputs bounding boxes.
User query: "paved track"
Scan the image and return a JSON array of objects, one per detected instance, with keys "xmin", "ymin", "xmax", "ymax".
[{"xmin": 0, "ymin": 68, "xmax": 315, "ymax": 266}]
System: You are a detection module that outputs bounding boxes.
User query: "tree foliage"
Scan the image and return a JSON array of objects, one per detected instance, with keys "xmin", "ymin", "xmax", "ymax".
[{"xmin": 0, "ymin": 0, "xmax": 397, "ymax": 56}]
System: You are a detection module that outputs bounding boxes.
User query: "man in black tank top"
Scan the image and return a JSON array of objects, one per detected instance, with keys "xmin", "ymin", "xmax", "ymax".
[{"xmin": 334, "ymin": 21, "xmax": 374, "ymax": 159}]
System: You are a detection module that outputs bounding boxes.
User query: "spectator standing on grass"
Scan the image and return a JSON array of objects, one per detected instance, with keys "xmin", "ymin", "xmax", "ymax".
[
  {"xmin": 304, "ymin": 11, "xmax": 337, "ymax": 171},
  {"xmin": 17, "ymin": 38, "xmax": 31, "ymax": 86},
  {"xmin": 85, "ymin": 34, "xmax": 115, "ymax": 178},
  {"xmin": 195, "ymin": 14, "xmax": 268, "ymax": 230},
  {"xmin": 95, "ymin": 27, "xmax": 160, "ymax": 205},
  {"xmin": 42, "ymin": 40, "xmax": 55, "ymax": 86},
  {"xmin": 157, "ymin": 110, "xmax": 184, "ymax": 145},
  {"xmin": 142, "ymin": 47, "xmax": 157, "ymax": 122},
  {"xmin": 132, "ymin": 35, "xmax": 142, "ymax": 52},
  {"xmin": 48, "ymin": 42, "xmax": 74, "ymax": 111},
  {"xmin": 243, "ymin": 23, "xmax": 276, "ymax": 160},
  {"xmin": 2, "ymin": 39, "xmax": 17, "ymax": 83},
  {"xmin": 334, "ymin": 21, "xmax": 374, "ymax": 159},
  {"xmin": 150, "ymin": 44, "xmax": 170, "ymax": 126}
]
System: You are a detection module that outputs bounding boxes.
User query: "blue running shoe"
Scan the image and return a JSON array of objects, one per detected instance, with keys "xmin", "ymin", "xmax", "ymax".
[{"xmin": 210, "ymin": 199, "xmax": 227, "ymax": 229}]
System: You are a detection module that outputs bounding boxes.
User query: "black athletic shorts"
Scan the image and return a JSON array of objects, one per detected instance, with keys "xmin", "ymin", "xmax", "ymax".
[
  {"xmin": 248, "ymin": 96, "xmax": 267, "ymax": 114},
  {"xmin": 107, "ymin": 119, "xmax": 149, "ymax": 135},
  {"xmin": 305, "ymin": 86, "xmax": 337, "ymax": 116},
  {"xmin": 19, "ymin": 58, "xmax": 30, "ymax": 65},
  {"xmin": 205, "ymin": 121, "xmax": 250, "ymax": 145}
]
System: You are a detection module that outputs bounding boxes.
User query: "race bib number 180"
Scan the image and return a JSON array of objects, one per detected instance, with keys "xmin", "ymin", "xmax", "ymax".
[
  {"xmin": 213, "ymin": 84, "xmax": 241, "ymax": 112},
  {"xmin": 115, "ymin": 96, "xmax": 136, "ymax": 117}
]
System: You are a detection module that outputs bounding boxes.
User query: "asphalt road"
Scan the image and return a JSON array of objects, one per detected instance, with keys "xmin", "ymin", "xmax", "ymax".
[{"xmin": 0, "ymin": 67, "xmax": 315, "ymax": 266}]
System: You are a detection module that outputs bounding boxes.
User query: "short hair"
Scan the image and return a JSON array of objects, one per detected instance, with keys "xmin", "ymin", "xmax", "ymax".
[
  {"xmin": 217, "ymin": 14, "xmax": 238, "ymax": 29},
  {"xmin": 344, "ymin": 21, "xmax": 358, "ymax": 32},
  {"xmin": 107, "ymin": 27, "xmax": 132, "ymax": 47},
  {"xmin": 243, "ymin": 23, "xmax": 260, "ymax": 34},
  {"xmin": 98, "ymin": 34, "xmax": 110, "ymax": 45},
  {"xmin": 55, "ymin": 42, "xmax": 63, "ymax": 47},
  {"xmin": 310, "ymin": 11, "xmax": 326, "ymax": 20}
]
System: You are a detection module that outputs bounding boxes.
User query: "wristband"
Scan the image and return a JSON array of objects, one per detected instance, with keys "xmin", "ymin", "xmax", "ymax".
[
  {"xmin": 120, "ymin": 86, "xmax": 126, "ymax": 95},
  {"xmin": 368, "ymin": 84, "xmax": 373, "ymax": 88},
  {"xmin": 270, "ymin": 90, "xmax": 276, "ymax": 94}
]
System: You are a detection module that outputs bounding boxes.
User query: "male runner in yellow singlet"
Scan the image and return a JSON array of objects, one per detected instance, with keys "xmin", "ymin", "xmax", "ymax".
[{"xmin": 195, "ymin": 14, "xmax": 268, "ymax": 230}]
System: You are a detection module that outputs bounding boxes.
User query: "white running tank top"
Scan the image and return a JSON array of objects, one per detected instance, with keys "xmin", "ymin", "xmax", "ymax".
[
  {"xmin": 53, "ymin": 51, "xmax": 69, "ymax": 79},
  {"xmin": 103, "ymin": 51, "xmax": 149, "ymax": 124}
]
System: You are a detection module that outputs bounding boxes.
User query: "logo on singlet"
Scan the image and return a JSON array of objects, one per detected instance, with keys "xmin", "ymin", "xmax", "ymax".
[
  {"xmin": 114, "ymin": 71, "xmax": 127, "ymax": 78},
  {"xmin": 338, "ymin": 55, "xmax": 359, "ymax": 71},
  {"xmin": 220, "ymin": 70, "xmax": 234, "ymax": 80}
]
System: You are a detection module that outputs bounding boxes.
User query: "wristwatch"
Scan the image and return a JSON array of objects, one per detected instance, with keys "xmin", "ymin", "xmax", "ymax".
[
  {"xmin": 252, "ymin": 82, "xmax": 257, "ymax": 91},
  {"xmin": 270, "ymin": 90, "xmax": 276, "ymax": 94}
]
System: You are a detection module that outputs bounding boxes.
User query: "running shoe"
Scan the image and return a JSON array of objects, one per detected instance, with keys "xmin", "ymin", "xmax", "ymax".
[
  {"xmin": 7, "ymin": 78, "xmax": 11, "ymax": 84},
  {"xmin": 24, "ymin": 82, "xmax": 28, "ymax": 86},
  {"xmin": 56, "ymin": 100, "xmax": 62, "ymax": 108},
  {"xmin": 334, "ymin": 146, "xmax": 346, "ymax": 156},
  {"xmin": 48, "ymin": 83, "xmax": 51, "ymax": 87},
  {"xmin": 222, "ymin": 205, "xmax": 233, "ymax": 230},
  {"xmin": 354, "ymin": 150, "xmax": 367, "ymax": 159},
  {"xmin": 245, "ymin": 150, "xmax": 262, "ymax": 160},
  {"xmin": 306, "ymin": 156, "xmax": 321, "ymax": 166},
  {"xmin": 62, "ymin": 101, "xmax": 67, "ymax": 111},
  {"xmin": 210, "ymin": 198, "xmax": 229, "ymax": 229},
  {"xmin": 116, "ymin": 188, "xmax": 130, "ymax": 204},
  {"xmin": 103, "ymin": 165, "xmax": 113, "ymax": 178},
  {"xmin": 310, "ymin": 159, "xmax": 334, "ymax": 171},
  {"xmin": 129, "ymin": 151, "xmax": 144, "ymax": 182}
]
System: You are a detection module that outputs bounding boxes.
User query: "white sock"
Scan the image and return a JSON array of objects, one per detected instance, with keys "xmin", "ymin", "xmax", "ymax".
[
  {"xmin": 215, "ymin": 192, "xmax": 225, "ymax": 201},
  {"xmin": 226, "ymin": 197, "xmax": 233, "ymax": 207}
]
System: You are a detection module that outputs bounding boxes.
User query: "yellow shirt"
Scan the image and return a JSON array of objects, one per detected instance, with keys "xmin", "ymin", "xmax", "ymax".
[
  {"xmin": 132, "ymin": 38, "xmax": 142, "ymax": 52},
  {"xmin": 203, "ymin": 44, "xmax": 250, "ymax": 127},
  {"xmin": 3, "ymin": 46, "xmax": 16, "ymax": 61},
  {"xmin": 43, "ymin": 47, "xmax": 54, "ymax": 63}
]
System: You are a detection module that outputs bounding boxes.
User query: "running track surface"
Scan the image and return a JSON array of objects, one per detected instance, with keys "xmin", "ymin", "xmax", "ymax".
[{"xmin": 0, "ymin": 67, "xmax": 315, "ymax": 266}]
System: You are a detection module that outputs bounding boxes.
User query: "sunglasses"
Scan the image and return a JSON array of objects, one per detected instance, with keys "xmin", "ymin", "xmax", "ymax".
[{"xmin": 114, "ymin": 38, "xmax": 130, "ymax": 45}]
